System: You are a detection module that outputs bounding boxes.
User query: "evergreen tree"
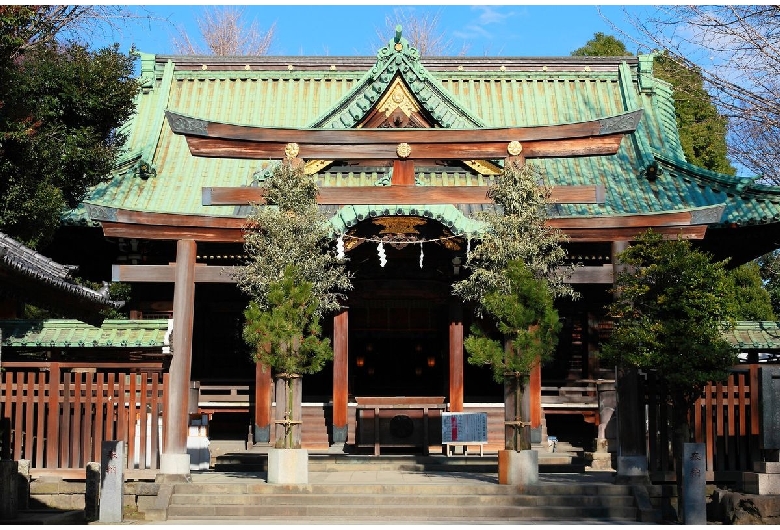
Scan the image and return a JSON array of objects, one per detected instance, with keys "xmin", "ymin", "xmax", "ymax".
[
  {"xmin": 454, "ymin": 159, "xmax": 573, "ymax": 451},
  {"xmin": 602, "ymin": 230, "xmax": 737, "ymax": 521},
  {"xmin": 237, "ymin": 160, "xmax": 352, "ymax": 448},
  {"xmin": 727, "ymin": 261, "xmax": 775, "ymax": 321},
  {"xmin": 0, "ymin": 6, "xmax": 139, "ymax": 248}
]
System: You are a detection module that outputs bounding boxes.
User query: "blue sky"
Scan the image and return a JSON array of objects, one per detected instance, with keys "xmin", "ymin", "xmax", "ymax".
[{"xmin": 98, "ymin": 4, "xmax": 651, "ymax": 58}]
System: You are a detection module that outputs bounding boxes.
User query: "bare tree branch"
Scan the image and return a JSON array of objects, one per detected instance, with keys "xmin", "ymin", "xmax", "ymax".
[
  {"xmin": 603, "ymin": 6, "xmax": 780, "ymax": 183},
  {"xmin": 373, "ymin": 8, "xmax": 468, "ymax": 56},
  {"xmin": 171, "ymin": 6, "xmax": 275, "ymax": 56}
]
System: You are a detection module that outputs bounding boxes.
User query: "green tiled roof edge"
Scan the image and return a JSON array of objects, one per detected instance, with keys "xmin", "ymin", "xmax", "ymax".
[
  {"xmin": 0, "ymin": 319, "xmax": 172, "ymax": 349},
  {"xmin": 723, "ymin": 321, "xmax": 780, "ymax": 350}
]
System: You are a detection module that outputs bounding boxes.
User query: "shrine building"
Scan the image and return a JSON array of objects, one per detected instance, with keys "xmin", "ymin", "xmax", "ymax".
[{"xmin": 8, "ymin": 30, "xmax": 780, "ymax": 476}]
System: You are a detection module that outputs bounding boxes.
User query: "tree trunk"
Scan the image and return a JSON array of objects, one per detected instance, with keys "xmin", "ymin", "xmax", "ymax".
[
  {"xmin": 274, "ymin": 374, "xmax": 302, "ymax": 449},
  {"xmin": 504, "ymin": 373, "xmax": 531, "ymax": 451}
]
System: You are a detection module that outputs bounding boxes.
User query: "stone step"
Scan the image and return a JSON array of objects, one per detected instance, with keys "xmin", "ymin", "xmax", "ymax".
[
  {"xmin": 213, "ymin": 451, "xmax": 586, "ymax": 473},
  {"xmin": 166, "ymin": 503, "xmax": 637, "ymax": 520},
  {"xmin": 169, "ymin": 492, "xmax": 636, "ymax": 508},
  {"xmin": 172, "ymin": 481, "xmax": 634, "ymax": 497}
]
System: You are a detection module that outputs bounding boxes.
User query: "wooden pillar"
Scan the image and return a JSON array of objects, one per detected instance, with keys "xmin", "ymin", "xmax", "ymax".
[
  {"xmin": 529, "ymin": 359, "xmax": 542, "ymax": 429},
  {"xmin": 162, "ymin": 239, "xmax": 196, "ymax": 472},
  {"xmin": 253, "ymin": 363, "xmax": 272, "ymax": 444},
  {"xmin": 612, "ymin": 240, "xmax": 648, "ymax": 477},
  {"xmin": 332, "ymin": 308, "xmax": 349, "ymax": 445},
  {"xmin": 448, "ymin": 301, "xmax": 464, "ymax": 412}
]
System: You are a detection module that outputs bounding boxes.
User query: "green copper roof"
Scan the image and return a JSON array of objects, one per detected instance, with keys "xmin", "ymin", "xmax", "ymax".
[
  {"xmin": 0, "ymin": 319, "xmax": 172, "ymax": 350},
  {"xmin": 723, "ymin": 321, "xmax": 780, "ymax": 350},
  {"xmin": 67, "ymin": 43, "xmax": 780, "ymax": 232}
]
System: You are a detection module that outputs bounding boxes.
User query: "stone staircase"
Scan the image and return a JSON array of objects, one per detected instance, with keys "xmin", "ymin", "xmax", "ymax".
[
  {"xmin": 152, "ymin": 450, "xmax": 640, "ymax": 523},
  {"xmin": 163, "ymin": 479, "xmax": 638, "ymax": 523}
]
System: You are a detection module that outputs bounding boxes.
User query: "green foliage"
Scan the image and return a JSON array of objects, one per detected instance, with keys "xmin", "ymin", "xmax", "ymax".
[
  {"xmin": 0, "ymin": 6, "xmax": 138, "ymax": 248},
  {"xmin": 602, "ymin": 230, "xmax": 737, "ymax": 406},
  {"xmin": 237, "ymin": 162, "xmax": 352, "ymax": 320},
  {"xmin": 465, "ymin": 260, "xmax": 561, "ymax": 384},
  {"xmin": 758, "ymin": 250, "xmax": 780, "ymax": 316},
  {"xmin": 453, "ymin": 160, "xmax": 574, "ymax": 308},
  {"xmin": 653, "ymin": 54, "xmax": 736, "ymax": 175},
  {"xmin": 238, "ymin": 161, "xmax": 352, "ymax": 376},
  {"xmin": 726, "ymin": 262, "xmax": 775, "ymax": 321},
  {"xmin": 571, "ymin": 32, "xmax": 631, "ymax": 57},
  {"xmin": 243, "ymin": 266, "xmax": 333, "ymax": 376}
]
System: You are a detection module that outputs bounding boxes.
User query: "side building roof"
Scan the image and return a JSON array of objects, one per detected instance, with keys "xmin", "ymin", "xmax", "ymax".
[{"xmin": 0, "ymin": 231, "xmax": 121, "ymax": 324}]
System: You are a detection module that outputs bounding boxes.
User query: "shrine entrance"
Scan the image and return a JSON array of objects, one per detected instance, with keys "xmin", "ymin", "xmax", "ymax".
[{"xmin": 341, "ymin": 214, "xmax": 464, "ymax": 399}]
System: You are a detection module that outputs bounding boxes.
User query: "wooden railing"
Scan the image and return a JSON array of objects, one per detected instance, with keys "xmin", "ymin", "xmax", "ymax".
[
  {"xmin": 644, "ymin": 365, "xmax": 761, "ymax": 481},
  {"xmin": 0, "ymin": 362, "xmax": 167, "ymax": 477}
]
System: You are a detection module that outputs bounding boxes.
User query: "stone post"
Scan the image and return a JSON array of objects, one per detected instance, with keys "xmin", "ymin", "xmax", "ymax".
[
  {"xmin": 16, "ymin": 459, "xmax": 29, "ymax": 511},
  {"xmin": 85, "ymin": 462, "xmax": 100, "ymax": 522},
  {"xmin": 98, "ymin": 441, "xmax": 124, "ymax": 523},
  {"xmin": 0, "ymin": 460, "xmax": 18, "ymax": 520},
  {"xmin": 682, "ymin": 443, "xmax": 706, "ymax": 525}
]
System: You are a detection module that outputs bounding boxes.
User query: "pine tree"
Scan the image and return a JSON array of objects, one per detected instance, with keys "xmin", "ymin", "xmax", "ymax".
[
  {"xmin": 453, "ymin": 159, "xmax": 573, "ymax": 451},
  {"xmin": 237, "ymin": 160, "xmax": 352, "ymax": 448}
]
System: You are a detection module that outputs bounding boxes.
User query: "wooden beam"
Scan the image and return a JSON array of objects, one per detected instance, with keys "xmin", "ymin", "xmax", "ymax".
[
  {"xmin": 102, "ymin": 222, "xmax": 244, "ymax": 242},
  {"xmin": 185, "ymin": 135, "xmax": 626, "ymax": 160},
  {"xmin": 167, "ymin": 109, "xmax": 644, "ymax": 144},
  {"xmin": 203, "ymin": 185, "xmax": 605, "ymax": 206},
  {"xmin": 112, "ymin": 264, "xmax": 239, "ymax": 283},
  {"xmin": 112, "ymin": 263, "xmax": 613, "ymax": 287}
]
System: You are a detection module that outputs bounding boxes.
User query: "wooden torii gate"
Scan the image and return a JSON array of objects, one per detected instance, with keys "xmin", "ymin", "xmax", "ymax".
[{"xmin": 161, "ymin": 108, "xmax": 645, "ymax": 451}]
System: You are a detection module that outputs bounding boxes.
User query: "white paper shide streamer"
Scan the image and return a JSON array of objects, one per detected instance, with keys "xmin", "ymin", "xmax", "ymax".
[
  {"xmin": 419, "ymin": 242, "xmax": 424, "ymax": 269},
  {"xmin": 336, "ymin": 234, "xmax": 345, "ymax": 260},
  {"xmin": 377, "ymin": 241, "xmax": 386, "ymax": 267}
]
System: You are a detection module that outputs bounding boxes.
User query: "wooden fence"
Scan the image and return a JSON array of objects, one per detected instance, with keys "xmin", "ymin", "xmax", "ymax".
[
  {"xmin": 644, "ymin": 365, "xmax": 761, "ymax": 481},
  {"xmin": 0, "ymin": 362, "xmax": 168, "ymax": 477}
]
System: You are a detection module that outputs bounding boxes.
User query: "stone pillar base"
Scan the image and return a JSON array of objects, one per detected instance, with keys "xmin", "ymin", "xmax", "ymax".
[
  {"xmin": 254, "ymin": 425, "xmax": 270, "ymax": 445},
  {"xmin": 267, "ymin": 448, "xmax": 308, "ymax": 484},
  {"xmin": 160, "ymin": 453, "xmax": 191, "ymax": 476},
  {"xmin": 615, "ymin": 455, "xmax": 649, "ymax": 484},
  {"xmin": 332, "ymin": 425, "xmax": 348, "ymax": 445},
  {"xmin": 498, "ymin": 449, "xmax": 538, "ymax": 485}
]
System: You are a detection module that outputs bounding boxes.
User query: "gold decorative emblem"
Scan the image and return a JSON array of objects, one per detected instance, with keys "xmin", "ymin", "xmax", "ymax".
[
  {"xmin": 201, "ymin": 64, "xmax": 208, "ymax": 71},
  {"xmin": 397, "ymin": 142, "xmax": 412, "ymax": 159},
  {"xmin": 377, "ymin": 78, "xmax": 421, "ymax": 119},
  {"xmin": 285, "ymin": 142, "xmax": 300, "ymax": 159},
  {"xmin": 395, "ymin": 43, "xmax": 403, "ymax": 51},
  {"xmin": 374, "ymin": 217, "xmax": 426, "ymax": 235},
  {"xmin": 287, "ymin": 64, "xmax": 294, "ymax": 71},
  {"xmin": 244, "ymin": 65, "xmax": 251, "ymax": 71},
  {"xmin": 507, "ymin": 141, "xmax": 523, "ymax": 156}
]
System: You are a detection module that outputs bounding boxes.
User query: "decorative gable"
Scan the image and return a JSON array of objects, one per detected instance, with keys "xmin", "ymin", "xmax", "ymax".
[{"xmin": 310, "ymin": 28, "xmax": 484, "ymax": 130}]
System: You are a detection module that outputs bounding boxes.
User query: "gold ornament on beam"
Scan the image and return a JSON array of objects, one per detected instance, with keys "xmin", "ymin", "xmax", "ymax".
[
  {"xmin": 397, "ymin": 142, "xmax": 412, "ymax": 159},
  {"xmin": 285, "ymin": 142, "xmax": 300, "ymax": 159},
  {"xmin": 507, "ymin": 141, "xmax": 523, "ymax": 156}
]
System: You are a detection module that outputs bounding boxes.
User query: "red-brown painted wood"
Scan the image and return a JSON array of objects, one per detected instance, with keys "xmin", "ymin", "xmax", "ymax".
[
  {"xmin": 45, "ymin": 363, "xmax": 60, "ymax": 467},
  {"xmin": 448, "ymin": 303, "xmax": 463, "ymax": 413},
  {"xmin": 333, "ymin": 309, "xmax": 349, "ymax": 429},
  {"xmin": 204, "ymin": 184, "xmax": 602, "ymax": 206},
  {"xmin": 254, "ymin": 362, "xmax": 272, "ymax": 434},
  {"xmin": 530, "ymin": 359, "xmax": 542, "ymax": 428}
]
